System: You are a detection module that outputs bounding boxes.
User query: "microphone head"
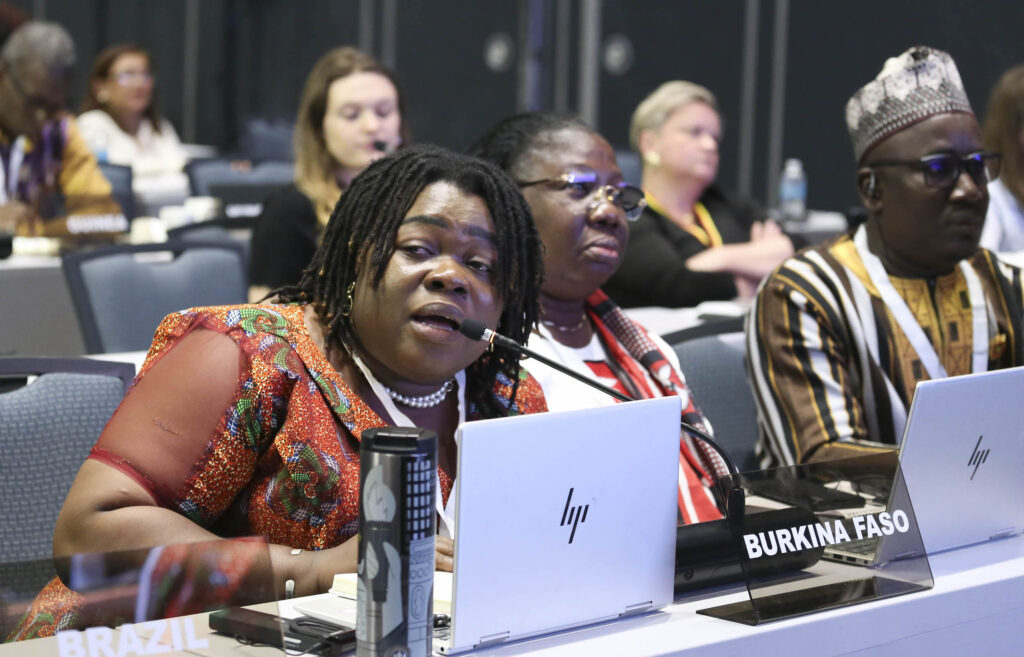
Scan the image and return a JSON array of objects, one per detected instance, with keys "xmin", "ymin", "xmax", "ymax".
[
  {"xmin": 458, "ymin": 319, "xmax": 487, "ymax": 341},
  {"xmin": 372, "ymin": 140, "xmax": 389, "ymax": 152}
]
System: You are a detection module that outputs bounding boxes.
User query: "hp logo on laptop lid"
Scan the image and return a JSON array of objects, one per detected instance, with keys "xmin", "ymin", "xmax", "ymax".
[
  {"xmin": 968, "ymin": 435, "xmax": 989, "ymax": 480},
  {"xmin": 560, "ymin": 488, "xmax": 589, "ymax": 543}
]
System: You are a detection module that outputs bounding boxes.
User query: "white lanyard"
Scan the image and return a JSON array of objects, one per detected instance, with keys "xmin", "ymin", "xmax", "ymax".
[
  {"xmin": 349, "ymin": 351, "xmax": 464, "ymax": 539},
  {"xmin": 854, "ymin": 225, "xmax": 988, "ymax": 378},
  {"xmin": 0, "ymin": 136, "xmax": 26, "ymax": 204}
]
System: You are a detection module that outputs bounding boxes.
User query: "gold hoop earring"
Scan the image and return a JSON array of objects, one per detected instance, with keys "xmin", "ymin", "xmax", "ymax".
[
  {"xmin": 340, "ymin": 282, "xmax": 355, "ymax": 317},
  {"xmin": 643, "ymin": 151, "xmax": 661, "ymax": 168}
]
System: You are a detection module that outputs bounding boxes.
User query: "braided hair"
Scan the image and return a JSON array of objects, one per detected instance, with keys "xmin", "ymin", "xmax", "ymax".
[
  {"xmin": 276, "ymin": 144, "xmax": 543, "ymax": 416},
  {"xmin": 467, "ymin": 112, "xmax": 592, "ymax": 179}
]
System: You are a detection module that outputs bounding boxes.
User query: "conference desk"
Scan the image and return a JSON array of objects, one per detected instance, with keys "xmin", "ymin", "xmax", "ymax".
[
  {"xmin": 0, "ymin": 255, "xmax": 86, "ymax": 357},
  {"xmin": 5, "ymin": 534, "xmax": 1022, "ymax": 656}
]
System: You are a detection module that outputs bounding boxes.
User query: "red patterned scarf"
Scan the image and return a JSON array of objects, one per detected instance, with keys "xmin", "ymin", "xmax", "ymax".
[{"xmin": 587, "ymin": 289, "xmax": 726, "ymax": 523}]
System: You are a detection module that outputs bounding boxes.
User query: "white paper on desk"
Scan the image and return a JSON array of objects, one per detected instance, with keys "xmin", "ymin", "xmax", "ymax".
[{"xmin": 331, "ymin": 571, "xmax": 453, "ymax": 615}]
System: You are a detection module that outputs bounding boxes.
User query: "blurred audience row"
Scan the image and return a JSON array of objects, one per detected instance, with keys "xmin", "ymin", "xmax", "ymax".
[{"xmin": 3, "ymin": 20, "xmax": 1024, "ymax": 310}]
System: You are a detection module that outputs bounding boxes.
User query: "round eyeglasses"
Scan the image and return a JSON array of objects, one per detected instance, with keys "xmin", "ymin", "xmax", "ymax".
[{"xmin": 517, "ymin": 169, "xmax": 646, "ymax": 221}]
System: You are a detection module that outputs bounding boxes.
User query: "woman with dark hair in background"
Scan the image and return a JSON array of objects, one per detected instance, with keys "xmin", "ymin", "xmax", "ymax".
[
  {"xmin": 248, "ymin": 46, "xmax": 406, "ymax": 300},
  {"xmin": 10, "ymin": 145, "xmax": 545, "ymax": 640},
  {"xmin": 470, "ymin": 112, "xmax": 727, "ymax": 524},
  {"xmin": 603, "ymin": 81, "xmax": 793, "ymax": 308},
  {"xmin": 78, "ymin": 44, "xmax": 189, "ymax": 204},
  {"xmin": 980, "ymin": 64, "xmax": 1024, "ymax": 253}
]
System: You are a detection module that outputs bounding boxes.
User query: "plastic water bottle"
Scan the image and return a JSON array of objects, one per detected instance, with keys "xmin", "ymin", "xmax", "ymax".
[
  {"xmin": 778, "ymin": 158, "xmax": 807, "ymax": 222},
  {"xmin": 88, "ymin": 131, "xmax": 109, "ymax": 164}
]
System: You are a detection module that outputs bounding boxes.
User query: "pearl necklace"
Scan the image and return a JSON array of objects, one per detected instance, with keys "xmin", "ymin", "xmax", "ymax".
[
  {"xmin": 381, "ymin": 379, "xmax": 455, "ymax": 408},
  {"xmin": 540, "ymin": 314, "xmax": 588, "ymax": 332}
]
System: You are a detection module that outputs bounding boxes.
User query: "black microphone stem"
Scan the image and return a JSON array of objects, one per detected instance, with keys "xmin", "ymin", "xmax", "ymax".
[
  {"xmin": 514, "ymin": 342, "xmax": 633, "ymax": 403},
  {"xmin": 459, "ymin": 320, "xmax": 739, "ymax": 477}
]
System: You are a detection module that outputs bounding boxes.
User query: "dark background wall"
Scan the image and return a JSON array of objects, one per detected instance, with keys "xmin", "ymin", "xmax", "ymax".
[{"xmin": 8, "ymin": 0, "xmax": 1024, "ymax": 213}]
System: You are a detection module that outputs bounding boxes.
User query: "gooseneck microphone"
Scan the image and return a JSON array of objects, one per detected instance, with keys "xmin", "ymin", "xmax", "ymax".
[
  {"xmin": 459, "ymin": 321, "xmax": 772, "ymax": 592},
  {"xmin": 458, "ymin": 319, "xmax": 738, "ymax": 476}
]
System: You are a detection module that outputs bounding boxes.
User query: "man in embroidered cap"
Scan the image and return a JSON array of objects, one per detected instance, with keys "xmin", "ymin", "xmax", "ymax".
[
  {"xmin": 747, "ymin": 46, "xmax": 1023, "ymax": 467},
  {"xmin": 0, "ymin": 21, "xmax": 121, "ymax": 238}
]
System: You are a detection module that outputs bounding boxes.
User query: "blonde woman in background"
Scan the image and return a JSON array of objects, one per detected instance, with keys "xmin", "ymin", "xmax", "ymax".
[
  {"xmin": 248, "ymin": 46, "xmax": 405, "ymax": 301},
  {"xmin": 603, "ymin": 81, "xmax": 793, "ymax": 308}
]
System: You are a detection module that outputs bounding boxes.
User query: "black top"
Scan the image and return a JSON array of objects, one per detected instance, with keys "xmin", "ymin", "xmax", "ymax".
[
  {"xmin": 249, "ymin": 183, "xmax": 319, "ymax": 290},
  {"xmin": 603, "ymin": 184, "xmax": 766, "ymax": 308}
]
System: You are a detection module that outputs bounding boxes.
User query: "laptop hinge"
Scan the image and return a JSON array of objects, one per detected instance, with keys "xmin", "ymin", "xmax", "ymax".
[
  {"xmin": 990, "ymin": 527, "xmax": 1017, "ymax": 541},
  {"xmin": 476, "ymin": 631, "xmax": 510, "ymax": 647},
  {"xmin": 621, "ymin": 601, "xmax": 653, "ymax": 617}
]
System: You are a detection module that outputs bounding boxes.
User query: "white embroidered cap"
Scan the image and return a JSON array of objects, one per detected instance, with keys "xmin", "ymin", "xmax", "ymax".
[{"xmin": 846, "ymin": 46, "xmax": 973, "ymax": 162}]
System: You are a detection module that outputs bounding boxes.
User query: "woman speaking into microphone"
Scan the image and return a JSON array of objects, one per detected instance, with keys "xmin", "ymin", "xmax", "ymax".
[
  {"xmin": 11, "ymin": 146, "xmax": 545, "ymax": 640},
  {"xmin": 249, "ymin": 46, "xmax": 408, "ymax": 300}
]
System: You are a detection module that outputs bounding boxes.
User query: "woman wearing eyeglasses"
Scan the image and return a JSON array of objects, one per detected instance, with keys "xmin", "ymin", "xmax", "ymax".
[
  {"xmin": 470, "ymin": 112, "xmax": 727, "ymax": 525},
  {"xmin": 602, "ymin": 81, "xmax": 794, "ymax": 308},
  {"xmin": 78, "ymin": 44, "xmax": 188, "ymax": 206}
]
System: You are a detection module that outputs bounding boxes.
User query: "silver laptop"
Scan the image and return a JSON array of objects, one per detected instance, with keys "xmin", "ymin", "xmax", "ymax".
[
  {"xmin": 296, "ymin": 396, "xmax": 681, "ymax": 653},
  {"xmin": 827, "ymin": 366, "xmax": 1024, "ymax": 564},
  {"xmin": 897, "ymin": 366, "xmax": 1024, "ymax": 554},
  {"xmin": 440, "ymin": 395, "xmax": 680, "ymax": 653}
]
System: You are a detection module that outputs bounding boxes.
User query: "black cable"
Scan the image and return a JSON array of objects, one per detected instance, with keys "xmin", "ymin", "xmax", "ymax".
[{"xmin": 458, "ymin": 319, "xmax": 739, "ymax": 476}]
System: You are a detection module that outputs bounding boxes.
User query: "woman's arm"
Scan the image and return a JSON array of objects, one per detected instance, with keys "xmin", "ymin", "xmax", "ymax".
[
  {"xmin": 685, "ymin": 220, "xmax": 793, "ymax": 281},
  {"xmin": 52, "ymin": 327, "xmax": 358, "ymax": 598},
  {"xmin": 606, "ymin": 215, "xmax": 738, "ymax": 307}
]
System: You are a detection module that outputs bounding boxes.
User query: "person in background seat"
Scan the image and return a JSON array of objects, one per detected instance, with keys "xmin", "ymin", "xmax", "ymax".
[
  {"xmin": 0, "ymin": 21, "xmax": 120, "ymax": 238},
  {"xmin": 248, "ymin": 46, "xmax": 406, "ymax": 301},
  {"xmin": 471, "ymin": 112, "xmax": 728, "ymax": 524},
  {"xmin": 78, "ymin": 43, "xmax": 189, "ymax": 208},
  {"xmin": 979, "ymin": 64, "xmax": 1024, "ymax": 253},
  {"xmin": 604, "ymin": 81, "xmax": 793, "ymax": 308},
  {"xmin": 749, "ymin": 46, "xmax": 1023, "ymax": 468}
]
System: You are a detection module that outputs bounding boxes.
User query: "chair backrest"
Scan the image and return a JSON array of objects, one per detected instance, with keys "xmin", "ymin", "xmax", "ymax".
[
  {"xmin": 185, "ymin": 158, "xmax": 294, "ymax": 196},
  {"xmin": 98, "ymin": 162, "xmax": 136, "ymax": 220},
  {"xmin": 240, "ymin": 117, "xmax": 295, "ymax": 161},
  {"xmin": 62, "ymin": 241, "xmax": 247, "ymax": 353},
  {"xmin": 673, "ymin": 330, "xmax": 760, "ymax": 471},
  {"xmin": 615, "ymin": 150, "xmax": 642, "ymax": 186},
  {"xmin": 166, "ymin": 223, "xmax": 252, "ymax": 272},
  {"xmin": 0, "ymin": 358, "xmax": 134, "ymax": 597}
]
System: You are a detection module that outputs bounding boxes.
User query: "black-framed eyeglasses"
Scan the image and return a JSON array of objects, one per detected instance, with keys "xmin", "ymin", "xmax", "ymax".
[
  {"xmin": 868, "ymin": 151, "xmax": 1001, "ymax": 190},
  {"xmin": 517, "ymin": 169, "xmax": 646, "ymax": 221}
]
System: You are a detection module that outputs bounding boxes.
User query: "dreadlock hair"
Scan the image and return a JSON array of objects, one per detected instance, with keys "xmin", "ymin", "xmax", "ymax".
[
  {"xmin": 276, "ymin": 144, "xmax": 543, "ymax": 417},
  {"xmin": 466, "ymin": 111, "xmax": 592, "ymax": 179}
]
